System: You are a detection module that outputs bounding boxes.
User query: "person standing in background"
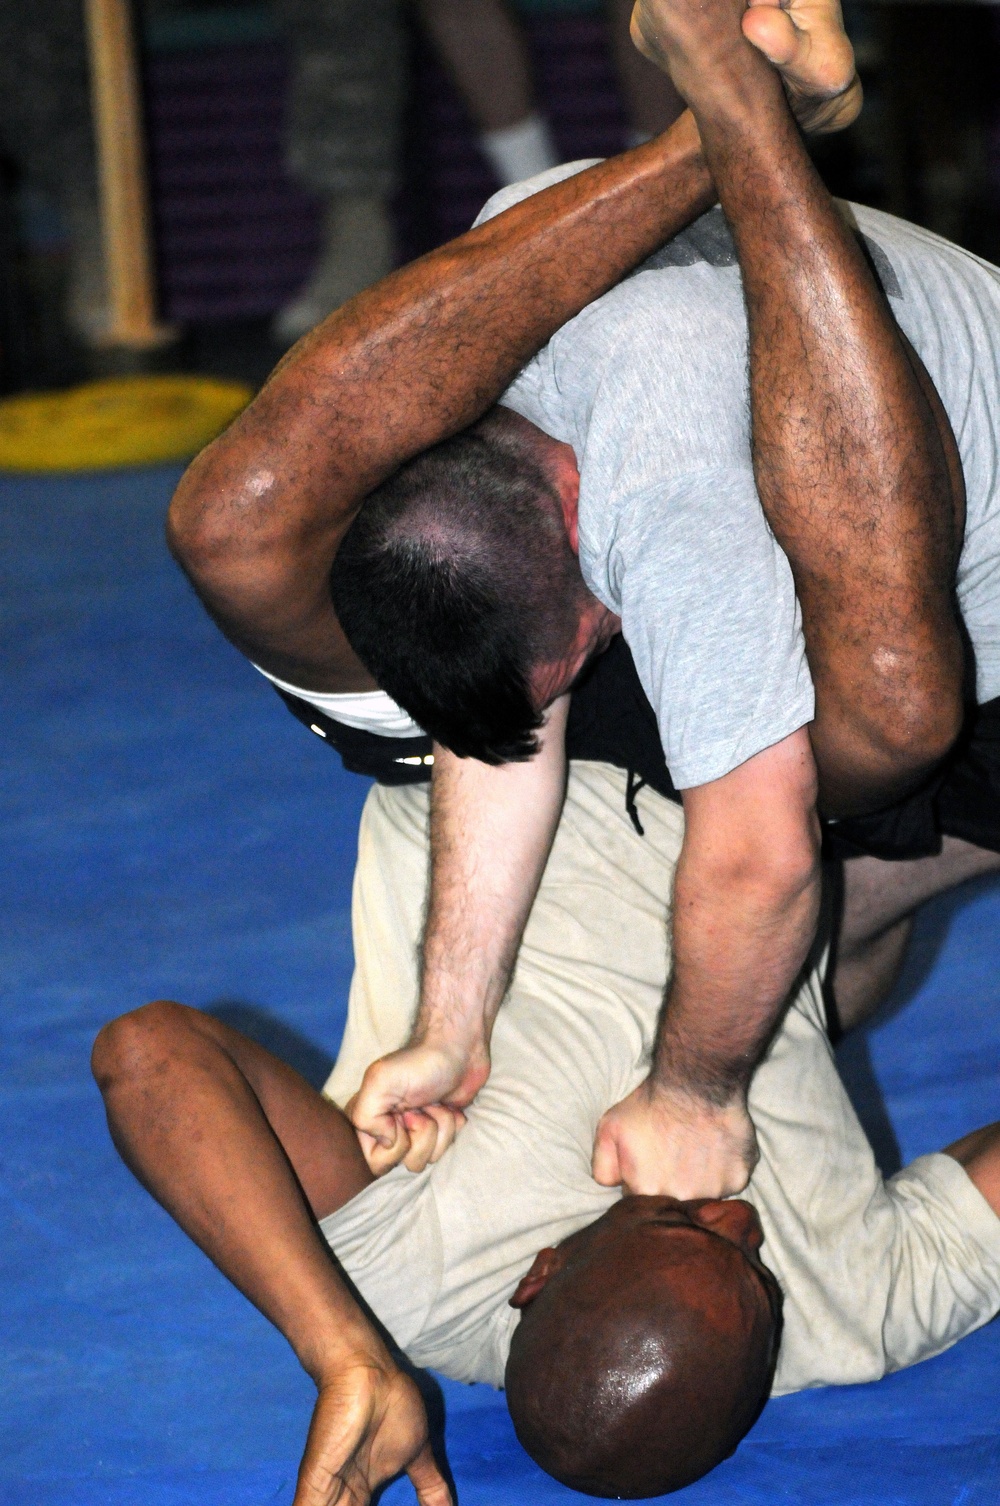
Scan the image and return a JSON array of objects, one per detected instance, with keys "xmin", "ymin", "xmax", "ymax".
[
  {"xmin": 0, "ymin": 0, "xmax": 106, "ymax": 349},
  {"xmin": 274, "ymin": 0, "xmax": 683, "ymax": 342}
]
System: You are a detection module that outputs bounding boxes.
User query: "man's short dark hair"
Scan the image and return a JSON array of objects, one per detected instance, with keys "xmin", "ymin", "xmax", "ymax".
[{"xmin": 330, "ymin": 408, "xmax": 586, "ymax": 762}]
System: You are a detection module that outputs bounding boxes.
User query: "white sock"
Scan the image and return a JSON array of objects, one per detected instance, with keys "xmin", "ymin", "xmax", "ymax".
[{"xmin": 479, "ymin": 113, "xmax": 559, "ymax": 187}]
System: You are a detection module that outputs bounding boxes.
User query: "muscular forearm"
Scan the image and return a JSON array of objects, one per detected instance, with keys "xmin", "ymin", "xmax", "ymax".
[
  {"xmin": 168, "ymin": 119, "xmax": 712, "ymax": 692},
  {"xmin": 656, "ymin": 729, "xmax": 821, "ymax": 1101},
  {"xmin": 654, "ymin": 832, "xmax": 820, "ymax": 1101},
  {"xmin": 346, "ymin": 702, "xmax": 569, "ymax": 1166},
  {"xmin": 685, "ymin": 51, "xmax": 964, "ymax": 814},
  {"xmin": 592, "ymin": 733, "xmax": 822, "ymax": 1199},
  {"xmin": 417, "ymin": 697, "xmax": 569, "ymax": 1053}
]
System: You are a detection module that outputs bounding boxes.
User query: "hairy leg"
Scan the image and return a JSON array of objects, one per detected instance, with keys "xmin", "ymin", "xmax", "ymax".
[
  {"xmin": 831, "ymin": 837, "xmax": 1000, "ymax": 1029},
  {"xmin": 92, "ymin": 1001, "xmax": 449, "ymax": 1506},
  {"xmin": 633, "ymin": 0, "xmax": 965, "ymax": 817}
]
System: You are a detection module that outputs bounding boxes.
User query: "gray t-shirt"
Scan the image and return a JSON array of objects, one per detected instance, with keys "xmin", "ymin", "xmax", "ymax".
[
  {"xmin": 475, "ymin": 170, "xmax": 1000, "ymax": 788},
  {"xmin": 320, "ymin": 767, "xmax": 1000, "ymax": 1397}
]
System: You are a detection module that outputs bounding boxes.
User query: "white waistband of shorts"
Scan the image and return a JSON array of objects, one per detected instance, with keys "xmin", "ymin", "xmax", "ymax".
[{"xmin": 253, "ymin": 665, "xmax": 425, "ymax": 739}]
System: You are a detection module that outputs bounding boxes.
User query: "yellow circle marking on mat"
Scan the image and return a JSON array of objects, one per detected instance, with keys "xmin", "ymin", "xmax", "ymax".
[{"xmin": 0, "ymin": 375, "xmax": 253, "ymax": 473}]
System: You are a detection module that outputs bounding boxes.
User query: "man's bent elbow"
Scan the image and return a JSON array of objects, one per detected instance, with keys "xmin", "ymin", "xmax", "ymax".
[{"xmin": 167, "ymin": 446, "xmax": 245, "ymax": 582}]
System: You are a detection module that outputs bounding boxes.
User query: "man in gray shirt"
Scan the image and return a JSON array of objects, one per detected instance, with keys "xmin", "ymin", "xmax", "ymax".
[{"xmin": 333, "ymin": 1, "xmax": 968, "ymax": 1199}]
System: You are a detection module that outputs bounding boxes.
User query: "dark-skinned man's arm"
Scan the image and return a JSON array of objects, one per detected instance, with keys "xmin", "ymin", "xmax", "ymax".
[
  {"xmin": 633, "ymin": 0, "xmax": 965, "ymax": 819},
  {"xmin": 167, "ymin": 119, "xmax": 715, "ymax": 687}
]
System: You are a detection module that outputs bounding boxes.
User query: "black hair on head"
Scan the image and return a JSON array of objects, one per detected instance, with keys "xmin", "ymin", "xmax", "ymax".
[{"xmin": 330, "ymin": 407, "xmax": 585, "ymax": 762}]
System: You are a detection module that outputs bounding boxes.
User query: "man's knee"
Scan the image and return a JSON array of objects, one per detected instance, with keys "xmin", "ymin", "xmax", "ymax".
[{"xmin": 91, "ymin": 999, "xmax": 199, "ymax": 1093}]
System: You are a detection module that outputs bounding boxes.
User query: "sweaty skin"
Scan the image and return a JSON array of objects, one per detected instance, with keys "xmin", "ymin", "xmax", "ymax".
[
  {"xmin": 349, "ymin": 0, "xmax": 962, "ymax": 1200},
  {"xmin": 506, "ymin": 1196, "xmax": 780, "ymax": 1494}
]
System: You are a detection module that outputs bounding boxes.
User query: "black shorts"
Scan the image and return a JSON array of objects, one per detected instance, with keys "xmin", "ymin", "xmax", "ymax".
[{"xmin": 824, "ymin": 695, "xmax": 1000, "ymax": 861}]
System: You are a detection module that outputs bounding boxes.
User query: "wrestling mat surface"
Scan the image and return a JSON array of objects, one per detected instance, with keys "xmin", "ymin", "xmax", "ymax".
[{"xmin": 3, "ymin": 465, "xmax": 1000, "ymax": 1505}]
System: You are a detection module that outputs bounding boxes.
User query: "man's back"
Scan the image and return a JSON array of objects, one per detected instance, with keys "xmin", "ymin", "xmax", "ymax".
[
  {"xmin": 480, "ymin": 174, "xmax": 1000, "ymax": 787},
  {"xmin": 320, "ymin": 766, "xmax": 1000, "ymax": 1394}
]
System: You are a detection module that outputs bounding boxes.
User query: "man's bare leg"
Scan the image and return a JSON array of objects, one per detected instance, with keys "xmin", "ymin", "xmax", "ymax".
[
  {"xmin": 633, "ymin": 0, "xmax": 964, "ymax": 818},
  {"xmin": 832, "ymin": 839, "xmax": 1000, "ymax": 1029},
  {"xmin": 91, "ymin": 1002, "xmax": 450, "ymax": 1506}
]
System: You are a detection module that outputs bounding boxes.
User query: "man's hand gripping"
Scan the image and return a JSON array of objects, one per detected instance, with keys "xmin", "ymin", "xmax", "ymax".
[
  {"xmin": 348, "ymin": 1038, "xmax": 490, "ymax": 1177},
  {"xmin": 592, "ymin": 1080, "xmax": 759, "ymax": 1199}
]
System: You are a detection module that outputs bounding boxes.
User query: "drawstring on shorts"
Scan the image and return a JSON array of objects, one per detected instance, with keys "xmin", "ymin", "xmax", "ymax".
[{"xmin": 625, "ymin": 768, "xmax": 647, "ymax": 836}]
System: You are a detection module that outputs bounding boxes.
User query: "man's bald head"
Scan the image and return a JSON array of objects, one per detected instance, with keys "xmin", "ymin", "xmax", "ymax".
[{"xmin": 505, "ymin": 1196, "xmax": 780, "ymax": 1498}]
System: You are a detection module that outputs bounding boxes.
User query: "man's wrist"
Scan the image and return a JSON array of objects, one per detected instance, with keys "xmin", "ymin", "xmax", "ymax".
[
  {"xmin": 413, "ymin": 975, "xmax": 498, "ymax": 1053},
  {"xmin": 410, "ymin": 1013, "xmax": 490, "ymax": 1061},
  {"xmin": 647, "ymin": 1055, "xmax": 751, "ymax": 1111},
  {"xmin": 299, "ymin": 1314, "xmax": 394, "ymax": 1389}
]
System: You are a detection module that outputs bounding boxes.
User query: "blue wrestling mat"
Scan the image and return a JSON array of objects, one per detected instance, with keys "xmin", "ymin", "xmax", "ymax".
[{"xmin": 3, "ymin": 465, "xmax": 1000, "ymax": 1505}]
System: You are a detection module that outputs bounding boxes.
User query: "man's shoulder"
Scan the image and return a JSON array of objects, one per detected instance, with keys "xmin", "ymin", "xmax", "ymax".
[
  {"xmin": 473, "ymin": 160, "xmax": 604, "ymax": 228},
  {"xmin": 845, "ymin": 200, "xmax": 1000, "ymax": 302}
]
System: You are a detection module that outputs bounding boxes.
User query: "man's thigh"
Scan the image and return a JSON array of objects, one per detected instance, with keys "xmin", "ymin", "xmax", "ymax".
[{"xmin": 840, "ymin": 836, "xmax": 1000, "ymax": 948}]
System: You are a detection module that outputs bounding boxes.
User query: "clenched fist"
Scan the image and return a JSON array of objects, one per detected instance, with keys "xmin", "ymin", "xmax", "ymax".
[
  {"xmin": 347, "ymin": 1038, "xmax": 490, "ymax": 1176},
  {"xmin": 592, "ymin": 1076, "xmax": 759, "ymax": 1199}
]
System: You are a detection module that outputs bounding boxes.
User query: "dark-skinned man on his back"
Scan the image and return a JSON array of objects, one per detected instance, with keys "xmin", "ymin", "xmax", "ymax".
[
  {"xmin": 160, "ymin": 0, "xmax": 965, "ymax": 1207},
  {"xmin": 90, "ymin": 9, "xmax": 1000, "ymax": 1499}
]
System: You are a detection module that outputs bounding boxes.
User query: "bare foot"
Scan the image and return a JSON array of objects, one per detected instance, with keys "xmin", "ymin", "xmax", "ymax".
[
  {"xmin": 742, "ymin": 0, "xmax": 862, "ymax": 134},
  {"xmin": 629, "ymin": 0, "xmax": 861, "ymax": 136},
  {"xmin": 294, "ymin": 1362, "xmax": 451, "ymax": 1506}
]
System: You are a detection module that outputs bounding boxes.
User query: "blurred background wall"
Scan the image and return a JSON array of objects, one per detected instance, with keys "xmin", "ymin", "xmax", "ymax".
[{"xmin": 1, "ymin": 0, "xmax": 998, "ymax": 396}]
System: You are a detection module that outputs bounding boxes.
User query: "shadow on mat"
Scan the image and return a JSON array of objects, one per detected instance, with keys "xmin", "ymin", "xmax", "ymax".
[
  {"xmin": 836, "ymin": 871, "xmax": 1000, "ymax": 1179},
  {"xmin": 207, "ymin": 1001, "xmax": 335, "ymax": 1089}
]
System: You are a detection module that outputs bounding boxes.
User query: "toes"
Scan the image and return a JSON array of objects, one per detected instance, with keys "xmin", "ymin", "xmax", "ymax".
[{"xmin": 742, "ymin": 6, "xmax": 799, "ymax": 68}]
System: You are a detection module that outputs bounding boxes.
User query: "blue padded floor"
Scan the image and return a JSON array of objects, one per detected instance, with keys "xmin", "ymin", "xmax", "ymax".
[{"xmin": 3, "ymin": 465, "xmax": 1000, "ymax": 1505}]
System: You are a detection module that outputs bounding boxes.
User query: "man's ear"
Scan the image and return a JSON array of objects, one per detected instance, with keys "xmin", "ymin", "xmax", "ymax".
[
  {"xmin": 509, "ymin": 1246, "xmax": 565, "ymax": 1309},
  {"xmin": 548, "ymin": 443, "xmax": 581, "ymax": 555}
]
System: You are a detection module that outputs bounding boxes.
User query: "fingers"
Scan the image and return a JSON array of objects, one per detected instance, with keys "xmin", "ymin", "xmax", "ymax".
[
  {"xmin": 357, "ymin": 1122, "xmax": 411, "ymax": 1177},
  {"xmin": 348, "ymin": 1069, "xmax": 407, "ymax": 1146},
  {"xmin": 346, "ymin": 1083, "xmax": 400, "ymax": 1146},
  {"xmin": 401, "ymin": 1106, "xmax": 465, "ymax": 1173},
  {"xmin": 591, "ymin": 1119, "xmax": 623, "ymax": 1188},
  {"xmin": 349, "ymin": 1096, "xmax": 468, "ymax": 1178},
  {"xmin": 407, "ymin": 1440, "xmax": 454, "ymax": 1506}
]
